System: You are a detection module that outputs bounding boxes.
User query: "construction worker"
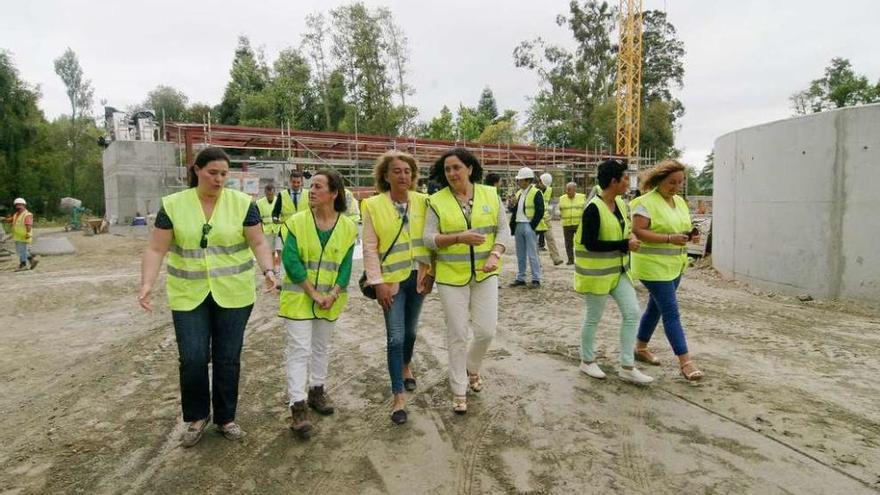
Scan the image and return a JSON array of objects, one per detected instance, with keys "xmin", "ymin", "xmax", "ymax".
[
  {"xmin": 279, "ymin": 169, "xmax": 357, "ymax": 439},
  {"xmin": 536, "ymin": 173, "xmax": 563, "ymax": 266},
  {"xmin": 509, "ymin": 167, "xmax": 543, "ymax": 287},
  {"xmin": 4, "ymin": 198, "xmax": 38, "ymax": 270},
  {"xmin": 255, "ymin": 183, "xmax": 279, "ymax": 249},
  {"xmin": 425, "ymin": 148, "xmax": 510, "ymax": 414},
  {"xmin": 559, "ymin": 182, "xmax": 587, "ymax": 265},
  {"xmin": 575, "ymin": 159, "xmax": 653, "ymax": 385},
  {"xmin": 362, "ymin": 150, "xmax": 433, "ymax": 425},
  {"xmin": 630, "ymin": 159, "xmax": 704, "ymax": 382},
  {"xmin": 273, "ymin": 170, "xmax": 310, "ymax": 281},
  {"xmin": 138, "ymin": 147, "xmax": 276, "ymax": 447}
]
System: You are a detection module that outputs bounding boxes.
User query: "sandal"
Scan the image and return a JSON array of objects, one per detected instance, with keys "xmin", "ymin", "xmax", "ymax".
[
  {"xmin": 452, "ymin": 395, "xmax": 468, "ymax": 415},
  {"xmin": 634, "ymin": 347, "xmax": 661, "ymax": 366},
  {"xmin": 218, "ymin": 422, "xmax": 247, "ymax": 441},
  {"xmin": 180, "ymin": 416, "xmax": 210, "ymax": 448},
  {"xmin": 467, "ymin": 372, "xmax": 483, "ymax": 393},
  {"xmin": 679, "ymin": 361, "xmax": 704, "ymax": 381}
]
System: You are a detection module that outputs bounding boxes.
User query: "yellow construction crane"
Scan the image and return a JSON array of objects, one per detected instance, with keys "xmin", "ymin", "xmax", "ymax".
[{"xmin": 615, "ymin": 0, "xmax": 644, "ymax": 161}]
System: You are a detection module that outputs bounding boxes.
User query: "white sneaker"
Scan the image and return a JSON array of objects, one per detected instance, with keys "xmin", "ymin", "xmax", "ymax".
[
  {"xmin": 579, "ymin": 362, "xmax": 606, "ymax": 379},
  {"xmin": 618, "ymin": 367, "xmax": 654, "ymax": 385}
]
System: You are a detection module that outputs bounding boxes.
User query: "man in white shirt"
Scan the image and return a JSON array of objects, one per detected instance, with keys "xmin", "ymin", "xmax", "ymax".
[{"xmin": 508, "ymin": 167, "xmax": 544, "ymax": 287}]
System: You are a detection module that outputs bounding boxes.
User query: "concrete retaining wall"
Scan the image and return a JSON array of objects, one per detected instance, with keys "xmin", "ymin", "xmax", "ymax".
[
  {"xmin": 713, "ymin": 104, "xmax": 880, "ymax": 301},
  {"xmin": 103, "ymin": 141, "xmax": 182, "ymax": 224}
]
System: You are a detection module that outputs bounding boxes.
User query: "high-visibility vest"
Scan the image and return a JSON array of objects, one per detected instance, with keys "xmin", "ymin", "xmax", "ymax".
[
  {"xmin": 279, "ymin": 211, "xmax": 357, "ymax": 322},
  {"xmin": 344, "ymin": 189, "xmax": 361, "ymax": 224},
  {"xmin": 630, "ymin": 189, "xmax": 692, "ymax": 282},
  {"xmin": 256, "ymin": 195, "xmax": 279, "ymax": 235},
  {"xmin": 537, "ymin": 185, "xmax": 552, "ymax": 231},
  {"xmin": 12, "ymin": 210, "xmax": 32, "ymax": 244},
  {"xmin": 559, "ymin": 193, "xmax": 587, "ymax": 227},
  {"xmin": 163, "ymin": 188, "xmax": 256, "ymax": 311},
  {"xmin": 513, "ymin": 186, "xmax": 540, "ymax": 224},
  {"xmin": 429, "ymin": 184, "xmax": 500, "ymax": 286},
  {"xmin": 574, "ymin": 196, "xmax": 632, "ymax": 295},
  {"xmin": 362, "ymin": 191, "xmax": 431, "ymax": 283},
  {"xmin": 279, "ymin": 188, "xmax": 310, "ymax": 222}
]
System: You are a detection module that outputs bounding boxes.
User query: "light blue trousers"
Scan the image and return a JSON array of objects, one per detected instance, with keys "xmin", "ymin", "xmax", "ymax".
[{"xmin": 580, "ymin": 276, "xmax": 641, "ymax": 367}]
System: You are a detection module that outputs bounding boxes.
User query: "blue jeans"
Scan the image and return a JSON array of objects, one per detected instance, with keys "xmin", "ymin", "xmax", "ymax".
[
  {"xmin": 15, "ymin": 241, "xmax": 31, "ymax": 265},
  {"xmin": 171, "ymin": 293, "xmax": 253, "ymax": 424},
  {"xmin": 636, "ymin": 276, "xmax": 689, "ymax": 356},
  {"xmin": 383, "ymin": 270, "xmax": 425, "ymax": 394},
  {"xmin": 514, "ymin": 222, "xmax": 542, "ymax": 282}
]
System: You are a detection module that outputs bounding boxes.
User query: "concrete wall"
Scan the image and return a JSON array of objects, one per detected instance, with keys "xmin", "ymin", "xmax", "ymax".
[
  {"xmin": 103, "ymin": 141, "xmax": 181, "ymax": 224},
  {"xmin": 713, "ymin": 104, "xmax": 880, "ymax": 301}
]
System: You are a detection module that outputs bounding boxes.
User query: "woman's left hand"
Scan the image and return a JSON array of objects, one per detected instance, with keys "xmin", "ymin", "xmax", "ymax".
[
  {"xmin": 262, "ymin": 270, "xmax": 277, "ymax": 293},
  {"xmin": 482, "ymin": 253, "xmax": 500, "ymax": 273},
  {"xmin": 318, "ymin": 292, "xmax": 337, "ymax": 310}
]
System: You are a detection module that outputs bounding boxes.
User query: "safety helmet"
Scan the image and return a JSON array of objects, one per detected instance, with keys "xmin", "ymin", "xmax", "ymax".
[
  {"xmin": 13, "ymin": 197, "xmax": 26, "ymax": 206},
  {"xmin": 540, "ymin": 173, "xmax": 553, "ymax": 187},
  {"xmin": 514, "ymin": 167, "xmax": 535, "ymax": 180}
]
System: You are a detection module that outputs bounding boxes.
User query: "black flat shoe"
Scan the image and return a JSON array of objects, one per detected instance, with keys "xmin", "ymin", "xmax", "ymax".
[
  {"xmin": 403, "ymin": 378, "xmax": 417, "ymax": 392},
  {"xmin": 391, "ymin": 409, "xmax": 408, "ymax": 425}
]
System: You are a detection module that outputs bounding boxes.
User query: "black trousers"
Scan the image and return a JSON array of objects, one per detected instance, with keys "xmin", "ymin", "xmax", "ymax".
[{"xmin": 171, "ymin": 293, "xmax": 253, "ymax": 424}]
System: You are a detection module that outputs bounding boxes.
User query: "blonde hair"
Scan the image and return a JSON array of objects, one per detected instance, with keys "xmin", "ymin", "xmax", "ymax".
[
  {"xmin": 639, "ymin": 159, "xmax": 686, "ymax": 193},
  {"xmin": 373, "ymin": 150, "xmax": 419, "ymax": 192}
]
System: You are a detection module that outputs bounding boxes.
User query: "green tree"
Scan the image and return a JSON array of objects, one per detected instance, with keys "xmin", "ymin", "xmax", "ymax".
[
  {"xmin": 302, "ymin": 13, "xmax": 333, "ymax": 130},
  {"xmin": 54, "ymin": 47, "xmax": 94, "ymax": 197},
  {"xmin": 477, "ymin": 86, "xmax": 499, "ymax": 121},
  {"xmin": 790, "ymin": 57, "xmax": 880, "ymax": 114},
  {"xmin": 270, "ymin": 48, "xmax": 321, "ymax": 130},
  {"xmin": 420, "ymin": 105, "xmax": 455, "ymax": 140},
  {"xmin": 183, "ymin": 102, "xmax": 213, "ymax": 123},
  {"xmin": 325, "ymin": 70, "xmax": 347, "ymax": 131},
  {"xmin": 694, "ymin": 151, "xmax": 713, "ymax": 194},
  {"xmin": 217, "ymin": 36, "xmax": 269, "ymax": 125},
  {"xmin": 331, "ymin": 2, "xmax": 399, "ymax": 135},
  {"xmin": 477, "ymin": 119, "xmax": 525, "ymax": 145},
  {"xmin": 143, "ymin": 85, "xmax": 188, "ymax": 122},
  {"xmin": 0, "ymin": 51, "xmax": 43, "ymax": 207},
  {"xmin": 238, "ymin": 92, "xmax": 276, "ymax": 128},
  {"xmin": 641, "ymin": 10, "xmax": 686, "ymax": 121}
]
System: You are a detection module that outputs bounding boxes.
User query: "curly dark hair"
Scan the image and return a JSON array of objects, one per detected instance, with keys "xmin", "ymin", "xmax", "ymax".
[{"xmin": 429, "ymin": 148, "xmax": 484, "ymax": 189}]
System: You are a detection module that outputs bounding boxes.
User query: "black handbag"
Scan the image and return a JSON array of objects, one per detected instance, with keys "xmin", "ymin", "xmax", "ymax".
[{"xmin": 358, "ymin": 207, "xmax": 408, "ymax": 299}]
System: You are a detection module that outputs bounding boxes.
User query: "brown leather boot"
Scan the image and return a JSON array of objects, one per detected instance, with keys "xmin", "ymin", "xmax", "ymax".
[
  {"xmin": 307, "ymin": 385, "xmax": 335, "ymax": 415},
  {"xmin": 289, "ymin": 401, "xmax": 312, "ymax": 439}
]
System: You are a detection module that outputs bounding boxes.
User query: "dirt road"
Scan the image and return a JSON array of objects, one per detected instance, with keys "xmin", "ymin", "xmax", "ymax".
[{"xmin": 1, "ymin": 228, "xmax": 878, "ymax": 494}]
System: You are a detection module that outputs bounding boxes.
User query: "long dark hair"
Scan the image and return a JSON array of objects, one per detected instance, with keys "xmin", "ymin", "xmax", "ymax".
[
  {"xmin": 429, "ymin": 147, "xmax": 484, "ymax": 189},
  {"xmin": 312, "ymin": 169, "xmax": 348, "ymax": 213},
  {"xmin": 188, "ymin": 147, "xmax": 231, "ymax": 187}
]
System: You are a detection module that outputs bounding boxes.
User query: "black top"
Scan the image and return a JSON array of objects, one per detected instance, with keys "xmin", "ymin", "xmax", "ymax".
[
  {"xmin": 154, "ymin": 203, "xmax": 261, "ymax": 230},
  {"xmin": 579, "ymin": 202, "xmax": 629, "ymax": 252}
]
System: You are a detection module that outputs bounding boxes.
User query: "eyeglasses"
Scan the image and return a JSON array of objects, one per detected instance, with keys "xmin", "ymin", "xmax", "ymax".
[{"xmin": 200, "ymin": 224, "xmax": 212, "ymax": 249}]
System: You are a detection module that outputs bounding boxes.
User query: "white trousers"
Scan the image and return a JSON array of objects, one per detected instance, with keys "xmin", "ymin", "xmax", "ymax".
[
  {"xmin": 437, "ymin": 278, "xmax": 499, "ymax": 396},
  {"xmin": 284, "ymin": 318, "xmax": 335, "ymax": 404}
]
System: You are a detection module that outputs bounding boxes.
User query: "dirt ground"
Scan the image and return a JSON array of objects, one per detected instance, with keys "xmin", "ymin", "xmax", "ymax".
[{"xmin": 1, "ymin": 226, "xmax": 879, "ymax": 495}]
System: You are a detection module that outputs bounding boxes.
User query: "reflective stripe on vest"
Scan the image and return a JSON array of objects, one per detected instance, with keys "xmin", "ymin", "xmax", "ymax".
[
  {"xmin": 163, "ymin": 188, "xmax": 256, "ymax": 311},
  {"xmin": 629, "ymin": 189, "xmax": 692, "ymax": 282},
  {"xmin": 363, "ymin": 191, "xmax": 430, "ymax": 283},
  {"xmin": 559, "ymin": 193, "xmax": 587, "ymax": 227},
  {"xmin": 256, "ymin": 196, "xmax": 279, "ymax": 234},
  {"xmin": 429, "ymin": 184, "xmax": 500, "ymax": 286},
  {"xmin": 573, "ymin": 196, "xmax": 632, "ymax": 295},
  {"xmin": 12, "ymin": 210, "xmax": 32, "ymax": 243},
  {"xmin": 278, "ymin": 211, "xmax": 357, "ymax": 322}
]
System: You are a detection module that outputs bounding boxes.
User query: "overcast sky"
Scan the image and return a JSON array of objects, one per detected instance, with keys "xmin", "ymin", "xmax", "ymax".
[{"xmin": 3, "ymin": 0, "xmax": 879, "ymax": 169}]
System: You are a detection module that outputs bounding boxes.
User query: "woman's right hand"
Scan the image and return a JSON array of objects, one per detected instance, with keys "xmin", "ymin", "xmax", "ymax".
[
  {"xmin": 137, "ymin": 285, "xmax": 153, "ymax": 312},
  {"xmin": 457, "ymin": 230, "xmax": 486, "ymax": 246},
  {"xmin": 375, "ymin": 283, "xmax": 394, "ymax": 311},
  {"xmin": 668, "ymin": 234, "xmax": 689, "ymax": 246},
  {"xmin": 628, "ymin": 236, "xmax": 641, "ymax": 252}
]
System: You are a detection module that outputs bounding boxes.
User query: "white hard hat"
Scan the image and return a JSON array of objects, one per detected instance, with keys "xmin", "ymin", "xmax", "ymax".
[
  {"xmin": 515, "ymin": 167, "xmax": 535, "ymax": 180},
  {"xmin": 540, "ymin": 173, "xmax": 553, "ymax": 187},
  {"xmin": 13, "ymin": 197, "xmax": 26, "ymax": 206}
]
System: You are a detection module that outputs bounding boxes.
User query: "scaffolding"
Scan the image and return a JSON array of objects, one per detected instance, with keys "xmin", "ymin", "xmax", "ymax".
[{"xmin": 164, "ymin": 122, "xmax": 651, "ymax": 197}]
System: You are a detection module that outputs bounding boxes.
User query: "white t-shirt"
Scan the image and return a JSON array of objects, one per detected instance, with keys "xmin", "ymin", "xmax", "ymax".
[{"xmin": 515, "ymin": 186, "xmax": 532, "ymax": 223}]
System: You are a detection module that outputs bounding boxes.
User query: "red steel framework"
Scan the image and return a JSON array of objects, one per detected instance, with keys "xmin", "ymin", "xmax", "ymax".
[{"xmin": 165, "ymin": 123, "xmax": 626, "ymax": 186}]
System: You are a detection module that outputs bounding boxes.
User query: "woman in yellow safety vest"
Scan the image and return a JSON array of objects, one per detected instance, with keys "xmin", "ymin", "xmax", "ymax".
[
  {"xmin": 574, "ymin": 159, "xmax": 653, "ymax": 385},
  {"xmin": 139, "ymin": 147, "xmax": 277, "ymax": 447},
  {"xmin": 559, "ymin": 182, "xmax": 587, "ymax": 265},
  {"xmin": 630, "ymin": 159, "xmax": 704, "ymax": 381},
  {"xmin": 362, "ymin": 150, "xmax": 434, "ymax": 425},
  {"xmin": 424, "ymin": 148, "xmax": 511, "ymax": 414},
  {"xmin": 278, "ymin": 169, "xmax": 357, "ymax": 439}
]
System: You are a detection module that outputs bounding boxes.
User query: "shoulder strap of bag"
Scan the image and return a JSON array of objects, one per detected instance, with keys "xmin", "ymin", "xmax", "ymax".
[{"xmin": 380, "ymin": 202, "xmax": 409, "ymax": 263}]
